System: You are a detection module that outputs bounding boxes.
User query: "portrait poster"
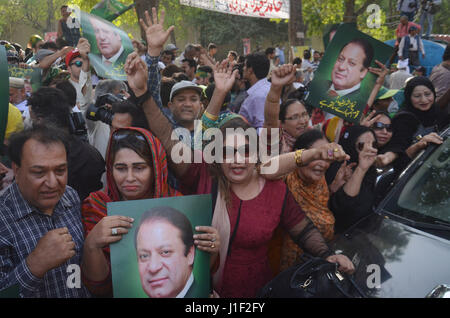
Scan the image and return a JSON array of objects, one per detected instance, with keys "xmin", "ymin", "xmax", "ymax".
[
  {"xmin": 79, "ymin": 11, "xmax": 134, "ymax": 81},
  {"xmin": 109, "ymin": 194, "xmax": 212, "ymax": 298},
  {"xmin": 306, "ymin": 24, "xmax": 394, "ymax": 123},
  {"xmin": 8, "ymin": 66, "xmax": 42, "ymax": 93},
  {"xmin": 0, "ymin": 45, "xmax": 8, "ymax": 146}
]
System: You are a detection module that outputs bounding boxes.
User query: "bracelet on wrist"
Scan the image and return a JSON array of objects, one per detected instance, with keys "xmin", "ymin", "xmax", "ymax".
[
  {"xmin": 204, "ymin": 111, "xmax": 219, "ymax": 121},
  {"xmin": 294, "ymin": 149, "xmax": 305, "ymax": 167}
]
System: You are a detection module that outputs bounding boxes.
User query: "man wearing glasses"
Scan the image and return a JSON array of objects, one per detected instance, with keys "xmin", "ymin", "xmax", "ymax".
[{"xmin": 66, "ymin": 38, "xmax": 93, "ymax": 110}]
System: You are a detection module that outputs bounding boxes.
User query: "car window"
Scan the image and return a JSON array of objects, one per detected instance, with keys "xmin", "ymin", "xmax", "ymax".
[{"xmin": 384, "ymin": 137, "xmax": 450, "ymax": 224}]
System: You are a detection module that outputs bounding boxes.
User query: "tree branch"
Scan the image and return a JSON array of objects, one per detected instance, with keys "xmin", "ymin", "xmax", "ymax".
[{"xmin": 355, "ymin": 0, "xmax": 373, "ymax": 16}]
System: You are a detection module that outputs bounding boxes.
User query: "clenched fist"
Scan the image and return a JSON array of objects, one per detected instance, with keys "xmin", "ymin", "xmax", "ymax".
[{"xmin": 26, "ymin": 227, "xmax": 77, "ymax": 278}]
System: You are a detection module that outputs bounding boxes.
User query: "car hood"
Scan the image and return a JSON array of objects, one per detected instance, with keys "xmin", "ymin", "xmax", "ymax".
[{"xmin": 330, "ymin": 213, "xmax": 450, "ymax": 298}]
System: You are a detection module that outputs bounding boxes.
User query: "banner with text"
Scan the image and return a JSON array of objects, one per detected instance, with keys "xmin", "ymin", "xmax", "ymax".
[{"xmin": 180, "ymin": 0, "xmax": 289, "ymax": 19}]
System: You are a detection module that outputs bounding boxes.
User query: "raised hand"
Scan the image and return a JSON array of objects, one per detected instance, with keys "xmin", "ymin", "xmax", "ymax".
[
  {"xmin": 270, "ymin": 64, "xmax": 297, "ymax": 88},
  {"xmin": 360, "ymin": 110, "xmax": 382, "ymax": 127},
  {"xmin": 368, "ymin": 60, "xmax": 389, "ymax": 85},
  {"xmin": 358, "ymin": 142, "xmax": 378, "ymax": 171},
  {"xmin": 76, "ymin": 38, "xmax": 90, "ymax": 60},
  {"xmin": 125, "ymin": 52, "xmax": 149, "ymax": 96},
  {"xmin": 139, "ymin": 7, "xmax": 175, "ymax": 57},
  {"xmin": 214, "ymin": 60, "xmax": 238, "ymax": 94}
]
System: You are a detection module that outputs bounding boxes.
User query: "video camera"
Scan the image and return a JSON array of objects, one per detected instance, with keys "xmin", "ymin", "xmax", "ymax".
[{"xmin": 86, "ymin": 93, "xmax": 127, "ymax": 126}]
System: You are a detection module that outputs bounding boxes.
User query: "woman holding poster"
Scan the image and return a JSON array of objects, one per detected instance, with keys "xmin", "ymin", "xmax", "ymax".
[{"xmin": 80, "ymin": 127, "xmax": 220, "ymax": 297}]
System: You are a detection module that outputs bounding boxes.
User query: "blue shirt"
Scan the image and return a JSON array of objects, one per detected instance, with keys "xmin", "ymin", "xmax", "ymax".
[
  {"xmin": 239, "ymin": 78, "xmax": 272, "ymax": 129},
  {"xmin": 0, "ymin": 183, "xmax": 90, "ymax": 298}
]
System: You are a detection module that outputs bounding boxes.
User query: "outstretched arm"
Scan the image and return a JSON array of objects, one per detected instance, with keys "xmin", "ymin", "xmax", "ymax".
[{"xmin": 125, "ymin": 52, "xmax": 192, "ymax": 179}]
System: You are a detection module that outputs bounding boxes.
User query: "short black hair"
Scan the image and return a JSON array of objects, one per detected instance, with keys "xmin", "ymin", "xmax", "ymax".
[
  {"xmin": 161, "ymin": 50, "xmax": 175, "ymax": 60},
  {"xmin": 162, "ymin": 64, "xmax": 183, "ymax": 77},
  {"xmin": 161, "ymin": 78, "xmax": 176, "ymax": 107},
  {"xmin": 8, "ymin": 124, "xmax": 69, "ymax": 167},
  {"xmin": 41, "ymin": 42, "xmax": 58, "ymax": 51},
  {"xmin": 182, "ymin": 58, "xmax": 197, "ymax": 70},
  {"xmin": 279, "ymin": 99, "xmax": 310, "ymax": 122},
  {"xmin": 265, "ymin": 47, "xmax": 275, "ymax": 56},
  {"xmin": 340, "ymin": 38, "xmax": 374, "ymax": 69},
  {"xmin": 61, "ymin": 5, "xmax": 68, "ymax": 10},
  {"xmin": 112, "ymin": 101, "xmax": 150, "ymax": 130},
  {"xmin": 303, "ymin": 50, "xmax": 311, "ymax": 60},
  {"xmin": 197, "ymin": 65, "xmax": 213, "ymax": 74},
  {"xmin": 293, "ymin": 57, "xmax": 302, "ymax": 65},
  {"xmin": 54, "ymin": 80, "xmax": 77, "ymax": 106},
  {"xmin": 245, "ymin": 53, "xmax": 270, "ymax": 79},
  {"xmin": 208, "ymin": 43, "xmax": 217, "ymax": 50},
  {"xmin": 293, "ymin": 129, "xmax": 325, "ymax": 150},
  {"xmin": 27, "ymin": 87, "xmax": 72, "ymax": 130},
  {"xmin": 134, "ymin": 206, "xmax": 194, "ymax": 257}
]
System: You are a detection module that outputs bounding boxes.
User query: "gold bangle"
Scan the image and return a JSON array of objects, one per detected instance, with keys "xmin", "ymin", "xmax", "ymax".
[
  {"xmin": 204, "ymin": 111, "xmax": 219, "ymax": 121},
  {"xmin": 294, "ymin": 149, "xmax": 305, "ymax": 167}
]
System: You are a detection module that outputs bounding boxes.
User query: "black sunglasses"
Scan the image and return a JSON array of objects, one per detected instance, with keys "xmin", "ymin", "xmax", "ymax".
[
  {"xmin": 70, "ymin": 60, "xmax": 83, "ymax": 67},
  {"xmin": 372, "ymin": 122, "xmax": 393, "ymax": 132}
]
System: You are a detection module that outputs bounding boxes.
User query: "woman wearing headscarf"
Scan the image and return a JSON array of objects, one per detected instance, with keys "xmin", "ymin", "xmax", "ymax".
[
  {"xmin": 80, "ymin": 127, "xmax": 218, "ymax": 297},
  {"xmin": 377, "ymin": 77, "xmax": 448, "ymax": 169},
  {"xmin": 326, "ymin": 125, "xmax": 379, "ymax": 234}
]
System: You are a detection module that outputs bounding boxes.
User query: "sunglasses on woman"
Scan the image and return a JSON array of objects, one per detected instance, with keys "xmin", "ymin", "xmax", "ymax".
[
  {"xmin": 112, "ymin": 130, "xmax": 147, "ymax": 142},
  {"xmin": 357, "ymin": 141, "xmax": 378, "ymax": 151},
  {"xmin": 371, "ymin": 122, "xmax": 393, "ymax": 132}
]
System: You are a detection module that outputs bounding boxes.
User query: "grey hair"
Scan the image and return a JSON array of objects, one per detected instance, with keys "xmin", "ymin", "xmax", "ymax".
[{"xmin": 94, "ymin": 79, "xmax": 128, "ymax": 101}]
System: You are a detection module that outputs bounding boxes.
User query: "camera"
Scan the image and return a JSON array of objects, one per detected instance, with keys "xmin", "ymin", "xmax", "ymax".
[
  {"xmin": 86, "ymin": 93, "xmax": 126, "ymax": 126},
  {"xmin": 69, "ymin": 112, "xmax": 88, "ymax": 142}
]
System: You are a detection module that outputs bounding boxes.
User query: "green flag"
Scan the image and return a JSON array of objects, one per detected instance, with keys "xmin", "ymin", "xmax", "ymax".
[
  {"xmin": 90, "ymin": 0, "xmax": 135, "ymax": 22},
  {"xmin": 0, "ymin": 46, "xmax": 9, "ymax": 146}
]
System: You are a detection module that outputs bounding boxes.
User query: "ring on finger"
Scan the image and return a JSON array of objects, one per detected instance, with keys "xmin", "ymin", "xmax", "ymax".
[
  {"xmin": 211, "ymin": 243, "xmax": 215, "ymax": 249},
  {"xmin": 211, "ymin": 237, "xmax": 216, "ymax": 243},
  {"xmin": 328, "ymin": 149, "xmax": 334, "ymax": 157},
  {"xmin": 334, "ymin": 148, "xmax": 339, "ymax": 153},
  {"xmin": 111, "ymin": 228, "xmax": 119, "ymax": 236}
]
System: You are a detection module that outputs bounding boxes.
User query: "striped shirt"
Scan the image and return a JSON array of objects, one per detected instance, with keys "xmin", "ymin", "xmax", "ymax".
[{"xmin": 0, "ymin": 183, "xmax": 90, "ymax": 298}]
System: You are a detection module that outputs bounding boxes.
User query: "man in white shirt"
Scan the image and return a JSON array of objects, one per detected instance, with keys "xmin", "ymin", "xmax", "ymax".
[
  {"xmin": 9, "ymin": 78, "xmax": 28, "ymax": 114},
  {"xmin": 389, "ymin": 59, "xmax": 413, "ymax": 89},
  {"xmin": 398, "ymin": 26, "xmax": 425, "ymax": 68}
]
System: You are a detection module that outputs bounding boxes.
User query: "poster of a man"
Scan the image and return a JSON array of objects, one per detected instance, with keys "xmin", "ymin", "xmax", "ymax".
[
  {"xmin": 327, "ymin": 38, "xmax": 374, "ymax": 99},
  {"xmin": 89, "ymin": 16, "xmax": 126, "ymax": 66},
  {"xmin": 306, "ymin": 24, "xmax": 393, "ymax": 123},
  {"xmin": 135, "ymin": 207, "xmax": 197, "ymax": 298},
  {"xmin": 109, "ymin": 195, "xmax": 211, "ymax": 298},
  {"xmin": 80, "ymin": 11, "xmax": 133, "ymax": 80}
]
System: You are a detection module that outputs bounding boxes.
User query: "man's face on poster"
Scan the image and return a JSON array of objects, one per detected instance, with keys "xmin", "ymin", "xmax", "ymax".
[
  {"xmin": 331, "ymin": 42, "xmax": 369, "ymax": 91},
  {"xmin": 90, "ymin": 17, "xmax": 122, "ymax": 60},
  {"xmin": 136, "ymin": 219, "xmax": 195, "ymax": 298}
]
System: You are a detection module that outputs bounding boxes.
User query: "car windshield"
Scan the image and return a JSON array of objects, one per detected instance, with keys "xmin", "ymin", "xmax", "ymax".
[{"xmin": 384, "ymin": 136, "xmax": 450, "ymax": 224}]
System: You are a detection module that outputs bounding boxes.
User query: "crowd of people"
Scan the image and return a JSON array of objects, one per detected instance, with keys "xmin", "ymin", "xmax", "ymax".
[{"xmin": 0, "ymin": 5, "xmax": 449, "ymax": 298}]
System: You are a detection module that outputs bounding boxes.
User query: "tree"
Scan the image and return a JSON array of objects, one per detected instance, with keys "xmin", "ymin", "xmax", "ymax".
[
  {"xmin": 134, "ymin": 0, "xmax": 159, "ymax": 42},
  {"xmin": 289, "ymin": 0, "xmax": 305, "ymax": 46}
]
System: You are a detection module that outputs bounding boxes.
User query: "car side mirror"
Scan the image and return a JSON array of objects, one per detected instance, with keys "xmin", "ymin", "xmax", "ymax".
[{"xmin": 426, "ymin": 284, "xmax": 450, "ymax": 298}]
